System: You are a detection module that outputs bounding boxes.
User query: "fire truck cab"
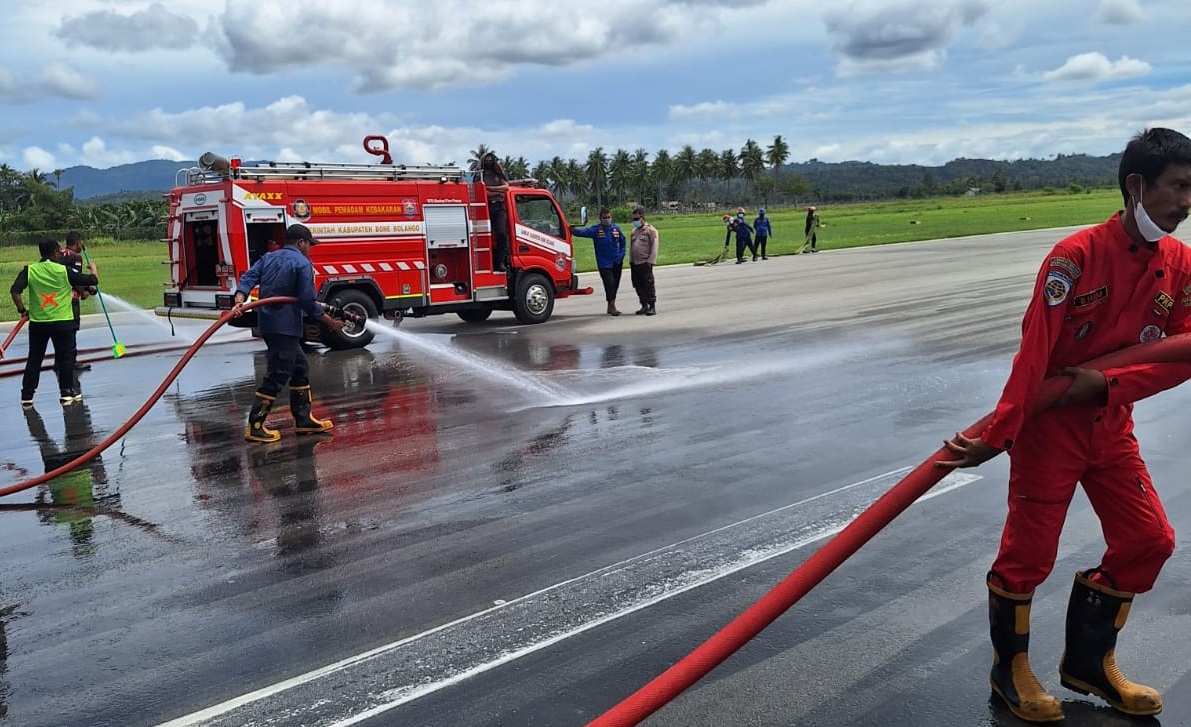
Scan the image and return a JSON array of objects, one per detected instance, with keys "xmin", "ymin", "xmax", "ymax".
[{"xmin": 156, "ymin": 135, "xmax": 592, "ymax": 349}]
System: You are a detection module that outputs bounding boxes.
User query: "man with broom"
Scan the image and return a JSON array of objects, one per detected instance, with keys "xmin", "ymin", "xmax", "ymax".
[
  {"xmin": 10, "ymin": 237, "xmax": 99, "ymax": 406},
  {"xmin": 61, "ymin": 231, "xmax": 97, "ymax": 371}
]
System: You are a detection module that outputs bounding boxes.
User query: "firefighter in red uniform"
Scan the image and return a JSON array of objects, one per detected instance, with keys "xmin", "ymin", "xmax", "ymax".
[{"xmin": 939, "ymin": 127, "xmax": 1191, "ymax": 723}]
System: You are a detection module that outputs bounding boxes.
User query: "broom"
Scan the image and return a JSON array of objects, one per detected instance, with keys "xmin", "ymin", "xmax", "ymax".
[{"xmin": 81, "ymin": 247, "xmax": 126, "ymax": 358}]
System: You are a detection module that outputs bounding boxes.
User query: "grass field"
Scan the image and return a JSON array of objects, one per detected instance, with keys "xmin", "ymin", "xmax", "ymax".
[{"xmin": 2, "ymin": 188, "xmax": 1123, "ymax": 322}]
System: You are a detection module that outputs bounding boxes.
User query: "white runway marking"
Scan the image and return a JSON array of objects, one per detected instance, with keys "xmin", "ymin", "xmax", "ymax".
[{"xmin": 157, "ymin": 467, "xmax": 981, "ymax": 727}]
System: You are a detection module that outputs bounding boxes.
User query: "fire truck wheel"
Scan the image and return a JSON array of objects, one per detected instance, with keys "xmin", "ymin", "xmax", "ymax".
[
  {"xmin": 321, "ymin": 289, "xmax": 377, "ymax": 349},
  {"xmin": 513, "ymin": 272, "xmax": 555, "ymax": 324},
  {"xmin": 457, "ymin": 308, "xmax": 493, "ymax": 323}
]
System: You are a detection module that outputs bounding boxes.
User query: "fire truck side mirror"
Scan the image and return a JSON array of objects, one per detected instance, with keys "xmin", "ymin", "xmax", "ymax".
[
  {"xmin": 199, "ymin": 152, "xmax": 231, "ymax": 179},
  {"xmin": 579, "ymin": 206, "xmax": 588, "ymax": 226}
]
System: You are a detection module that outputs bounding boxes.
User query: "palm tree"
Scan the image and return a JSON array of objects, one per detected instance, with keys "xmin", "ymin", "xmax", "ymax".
[
  {"xmin": 531, "ymin": 161, "xmax": 552, "ymax": 188},
  {"xmin": 765, "ymin": 135, "xmax": 790, "ymax": 184},
  {"xmin": 695, "ymin": 148, "xmax": 719, "ymax": 203},
  {"xmin": 53, "ymin": 168, "xmax": 64, "ymax": 189},
  {"xmin": 502, "ymin": 155, "xmax": 530, "ymax": 179},
  {"xmin": 563, "ymin": 159, "xmax": 584, "ymax": 202},
  {"xmin": 673, "ymin": 145, "xmax": 697, "ymax": 203},
  {"xmin": 719, "ymin": 148, "xmax": 739, "ymax": 203},
  {"xmin": 652, "ymin": 149, "xmax": 673, "ymax": 206},
  {"xmin": 585, "ymin": 147, "xmax": 609, "ymax": 208},
  {"xmin": 629, "ymin": 148, "xmax": 650, "ymax": 208},
  {"xmin": 608, "ymin": 148, "xmax": 632, "ymax": 206},
  {"xmin": 740, "ymin": 139, "xmax": 765, "ymax": 196},
  {"xmin": 549, "ymin": 156, "xmax": 567, "ymax": 195},
  {"xmin": 468, "ymin": 144, "xmax": 493, "ymax": 171}
]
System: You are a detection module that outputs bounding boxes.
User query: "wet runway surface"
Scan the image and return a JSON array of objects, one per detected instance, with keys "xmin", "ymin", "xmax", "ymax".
[{"xmin": 2, "ymin": 229, "xmax": 1190, "ymax": 727}]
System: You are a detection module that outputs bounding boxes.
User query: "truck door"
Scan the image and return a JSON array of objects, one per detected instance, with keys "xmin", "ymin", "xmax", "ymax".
[
  {"xmin": 424, "ymin": 204, "xmax": 472, "ymax": 291},
  {"xmin": 182, "ymin": 214, "xmax": 220, "ymax": 288}
]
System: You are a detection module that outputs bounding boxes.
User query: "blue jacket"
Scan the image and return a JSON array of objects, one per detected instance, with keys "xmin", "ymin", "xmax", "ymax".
[
  {"xmin": 725, "ymin": 220, "xmax": 753, "ymax": 245},
  {"xmin": 235, "ymin": 246, "xmax": 323, "ymax": 337},
  {"xmin": 572, "ymin": 222, "xmax": 626, "ymax": 269},
  {"xmin": 754, "ymin": 216, "xmax": 773, "ymax": 237}
]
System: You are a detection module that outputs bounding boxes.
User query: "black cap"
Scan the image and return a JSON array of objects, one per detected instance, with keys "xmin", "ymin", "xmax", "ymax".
[{"xmin": 285, "ymin": 223, "xmax": 319, "ymax": 246}]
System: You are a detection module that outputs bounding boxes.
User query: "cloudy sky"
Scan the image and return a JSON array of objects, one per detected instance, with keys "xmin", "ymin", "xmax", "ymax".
[{"xmin": 2, "ymin": 0, "xmax": 1191, "ymax": 172}]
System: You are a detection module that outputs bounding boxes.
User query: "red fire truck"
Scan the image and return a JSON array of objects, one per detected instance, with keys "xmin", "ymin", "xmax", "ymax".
[{"xmin": 155, "ymin": 135, "xmax": 592, "ymax": 349}]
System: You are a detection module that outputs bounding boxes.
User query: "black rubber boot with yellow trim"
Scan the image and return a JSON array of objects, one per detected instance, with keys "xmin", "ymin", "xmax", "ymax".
[
  {"xmin": 291, "ymin": 385, "xmax": 333, "ymax": 435},
  {"xmin": 245, "ymin": 392, "xmax": 281, "ymax": 443},
  {"xmin": 988, "ymin": 577, "xmax": 1064, "ymax": 723},
  {"xmin": 1059, "ymin": 569, "xmax": 1162, "ymax": 716}
]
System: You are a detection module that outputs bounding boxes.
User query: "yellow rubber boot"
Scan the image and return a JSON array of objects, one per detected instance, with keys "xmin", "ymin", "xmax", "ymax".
[
  {"xmin": 988, "ymin": 578, "xmax": 1065, "ymax": 723},
  {"xmin": 290, "ymin": 385, "xmax": 333, "ymax": 434},
  {"xmin": 1059, "ymin": 570, "xmax": 1162, "ymax": 716},
  {"xmin": 245, "ymin": 392, "xmax": 281, "ymax": 443}
]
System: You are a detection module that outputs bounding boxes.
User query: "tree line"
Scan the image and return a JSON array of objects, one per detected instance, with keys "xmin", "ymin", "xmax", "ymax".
[
  {"xmin": 468, "ymin": 138, "xmax": 1119, "ymax": 210},
  {"xmin": 0, "ymin": 138, "xmax": 1121, "ymax": 245},
  {"xmin": 0, "ymin": 164, "xmax": 165, "ymax": 245}
]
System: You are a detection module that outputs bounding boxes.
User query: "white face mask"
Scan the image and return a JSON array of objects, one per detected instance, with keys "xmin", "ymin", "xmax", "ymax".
[{"xmin": 1134, "ymin": 186, "xmax": 1167, "ymax": 243}]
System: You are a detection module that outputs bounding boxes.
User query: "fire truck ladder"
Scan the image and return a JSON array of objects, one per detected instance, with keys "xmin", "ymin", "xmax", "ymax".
[{"xmin": 182, "ymin": 161, "xmax": 467, "ymax": 185}]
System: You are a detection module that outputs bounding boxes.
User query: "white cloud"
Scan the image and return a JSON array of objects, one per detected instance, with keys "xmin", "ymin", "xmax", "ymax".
[
  {"xmin": 2, "ymin": 0, "xmax": 1191, "ymax": 172},
  {"xmin": 80, "ymin": 136, "xmax": 139, "ymax": 167},
  {"xmin": 1041, "ymin": 52, "xmax": 1151, "ymax": 82},
  {"xmin": 150, "ymin": 144, "xmax": 187, "ymax": 161},
  {"xmin": 38, "ymin": 63, "xmax": 99, "ymax": 100},
  {"xmin": 669, "ymin": 101, "xmax": 734, "ymax": 120},
  {"xmin": 22, "ymin": 146, "xmax": 57, "ymax": 170}
]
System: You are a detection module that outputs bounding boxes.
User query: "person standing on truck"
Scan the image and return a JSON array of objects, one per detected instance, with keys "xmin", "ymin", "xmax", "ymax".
[
  {"xmin": 479, "ymin": 152, "xmax": 511, "ymax": 272},
  {"xmin": 230, "ymin": 224, "xmax": 346, "ymax": 443},
  {"xmin": 937, "ymin": 127, "xmax": 1191, "ymax": 722},
  {"xmin": 571, "ymin": 208, "xmax": 627, "ymax": 316},
  {"xmin": 629, "ymin": 207, "xmax": 658, "ymax": 316},
  {"xmin": 11, "ymin": 237, "xmax": 99, "ymax": 406}
]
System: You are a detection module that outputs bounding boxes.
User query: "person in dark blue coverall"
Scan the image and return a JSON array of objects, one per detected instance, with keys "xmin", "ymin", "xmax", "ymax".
[
  {"xmin": 571, "ymin": 208, "xmax": 627, "ymax": 316},
  {"xmin": 726, "ymin": 212, "xmax": 755, "ymax": 264},
  {"xmin": 753, "ymin": 208, "xmax": 773, "ymax": 260},
  {"xmin": 230, "ymin": 224, "xmax": 345, "ymax": 442}
]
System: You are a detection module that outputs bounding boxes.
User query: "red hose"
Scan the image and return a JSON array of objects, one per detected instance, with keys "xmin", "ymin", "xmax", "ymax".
[
  {"xmin": 0, "ymin": 314, "xmax": 28, "ymax": 358},
  {"xmin": 587, "ymin": 332, "xmax": 1191, "ymax": 727},
  {"xmin": 0, "ymin": 297, "xmax": 294, "ymax": 500}
]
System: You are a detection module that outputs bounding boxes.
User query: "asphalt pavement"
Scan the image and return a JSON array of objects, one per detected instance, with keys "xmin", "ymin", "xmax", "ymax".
[{"xmin": 1, "ymin": 229, "xmax": 1190, "ymax": 727}]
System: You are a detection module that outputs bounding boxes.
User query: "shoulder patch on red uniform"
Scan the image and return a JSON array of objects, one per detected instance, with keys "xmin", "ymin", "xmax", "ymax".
[
  {"xmin": 1155, "ymin": 291, "xmax": 1174, "ymax": 311},
  {"xmin": 1043, "ymin": 271, "xmax": 1073, "ymax": 306},
  {"xmin": 1048, "ymin": 257, "xmax": 1081, "ymax": 279},
  {"xmin": 1140, "ymin": 324, "xmax": 1163, "ymax": 343}
]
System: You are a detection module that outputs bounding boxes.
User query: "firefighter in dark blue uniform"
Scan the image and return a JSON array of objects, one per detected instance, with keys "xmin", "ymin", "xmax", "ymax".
[{"xmin": 230, "ymin": 224, "xmax": 345, "ymax": 442}]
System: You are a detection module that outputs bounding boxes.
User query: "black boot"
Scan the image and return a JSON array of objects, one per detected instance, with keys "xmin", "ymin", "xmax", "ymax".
[
  {"xmin": 645, "ymin": 303, "xmax": 656, "ymax": 316},
  {"xmin": 1059, "ymin": 570, "xmax": 1162, "ymax": 716},
  {"xmin": 246, "ymin": 392, "xmax": 280, "ymax": 442},
  {"xmin": 635, "ymin": 303, "xmax": 649, "ymax": 315},
  {"xmin": 291, "ymin": 385, "xmax": 333, "ymax": 434},
  {"xmin": 988, "ymin": 577, "xmax": 1064, "ymax": 723}
]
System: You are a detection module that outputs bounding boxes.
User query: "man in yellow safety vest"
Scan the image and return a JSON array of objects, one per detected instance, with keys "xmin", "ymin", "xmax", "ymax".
[{"xmin": 9, "ymin": 237, "xmax": 99, "ymax": 406}]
